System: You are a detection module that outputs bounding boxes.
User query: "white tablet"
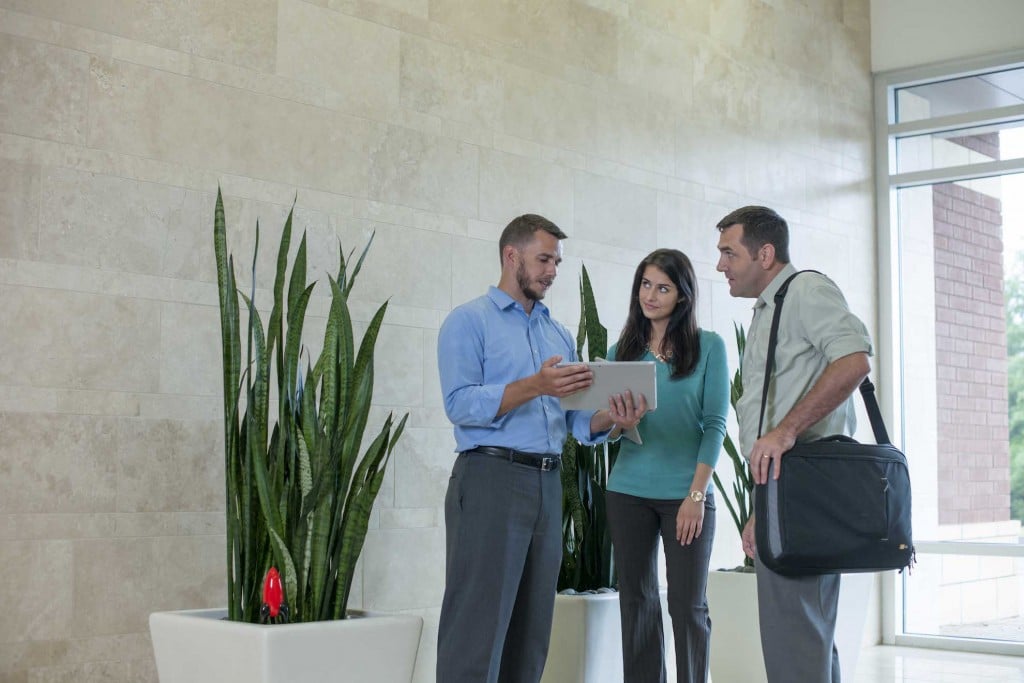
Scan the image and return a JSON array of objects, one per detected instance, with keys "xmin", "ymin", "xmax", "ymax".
[{"xmin": 558, "ymin": 361, "xmax": 657, "ymax": 412}]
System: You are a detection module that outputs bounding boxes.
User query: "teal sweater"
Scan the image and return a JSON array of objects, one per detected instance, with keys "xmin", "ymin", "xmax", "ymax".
[{"xmin": 607, "ymin": 329, "xmax": 729, "ymax": 500}]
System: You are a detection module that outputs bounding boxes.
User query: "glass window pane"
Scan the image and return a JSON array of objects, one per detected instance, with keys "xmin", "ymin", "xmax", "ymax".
[
  {"xmin": 896, "ymin": 173, "xmax": 1024, "ymax": 540},
  {"xmin": 896, "ymin": 66, "xmax": 1024, "ymax": 123},
  {"xmin": 893, "ymin": 155, "xmax": 1024, "ymax": 646},
  {"xmin": 895, "ymin": 122, "xmax": 1024, "ymax": 174},
  {"xmin": 903, "ymin": 551, "xmax": 1024, "ymax": 643}
]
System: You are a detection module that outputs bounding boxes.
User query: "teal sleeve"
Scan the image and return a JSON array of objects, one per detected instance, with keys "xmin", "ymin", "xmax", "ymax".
[
  {"xmin": 606, "ymin": 344, "xmax": 617, "ymax": 362},
  {"xmin": 696, "ymin": 332, "xmax": 729, "ymax": 468}
]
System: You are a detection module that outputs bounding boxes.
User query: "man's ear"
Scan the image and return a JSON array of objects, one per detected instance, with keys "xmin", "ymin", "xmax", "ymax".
[
  {"xmin": 502, "ymin": 244, "xmax": 518, "ymax": 268},
  {"xmin": 759, "ymin": 243, "xmax": 776, "ymax": 269}
]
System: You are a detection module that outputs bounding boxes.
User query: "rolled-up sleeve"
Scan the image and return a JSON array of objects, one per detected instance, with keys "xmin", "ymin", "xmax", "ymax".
[{"xmin": 438, "ymin": 308, "xmax": 505, "ymax": 427}]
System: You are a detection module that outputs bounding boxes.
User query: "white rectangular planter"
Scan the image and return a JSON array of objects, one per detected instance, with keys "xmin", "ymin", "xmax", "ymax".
[
  {"xmin": 707, "ymin": 570, "xmax": 872, "ymax": 683},
  {"xmin": 542, "ymin": 591, "xmax": 676, "ymax": 683},
  {"xmin": 707, "ymin": 571, "xmax": 766, "ymax": 683},
  {"xmin": 150, "ymin": 608, "xmax": 422, "ymax": 683}
]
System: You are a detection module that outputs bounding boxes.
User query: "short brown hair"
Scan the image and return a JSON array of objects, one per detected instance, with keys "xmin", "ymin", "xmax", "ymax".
[
  {"xmin": 498, "ymin": 214, "xmax": 567, "ymax": 262},
  {"xmin": 716, "ymin": 205, "xmax": 790, "ymax": 264}
]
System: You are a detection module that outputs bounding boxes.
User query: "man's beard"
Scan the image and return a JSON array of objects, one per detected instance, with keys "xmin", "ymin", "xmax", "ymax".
[{"xmin": 517, "ymin": 261, "xmax": 548, "ymax": 301}]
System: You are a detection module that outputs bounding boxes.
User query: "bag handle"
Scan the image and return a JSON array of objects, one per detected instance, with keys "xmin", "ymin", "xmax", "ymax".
[{"xmin": 756, "ymin": 270, "xmax": 891, "ymax": 446}]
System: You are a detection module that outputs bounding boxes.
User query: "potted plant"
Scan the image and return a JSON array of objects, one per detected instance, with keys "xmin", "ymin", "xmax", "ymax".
[
  {"xmin": 558, "ymin": 265, "xmax": 619, "ymax": 595},
  {"xmin": 705, "ymin": 324, "xmax": 766, "ymax": 683},
  {"xmin": 543, "ymin": 266, "xmax": 674, "ymax": 683},
  {"xmin": 541, "ymin": 265, "xmax": 620, "ymax": 683},
  {"xmin": 712, "ymin": 325, "xmax": 754, "ymax": 570},
  {"xmin": 707, "ymin": 324, "xmax": 871, "ymax": 683},
  {"xmin": 149, "ymin": 189, "xmax": 422, "ymax": 683}
]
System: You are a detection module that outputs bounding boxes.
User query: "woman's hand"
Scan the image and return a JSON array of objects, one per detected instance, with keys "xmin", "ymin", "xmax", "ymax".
[
  {"xmin": 605, "ymin": 390, "xmax": 648, "ymax": 430},
  {"xmin": 675, "ymin": 498, "xmax": 704, "ymax": 545}
]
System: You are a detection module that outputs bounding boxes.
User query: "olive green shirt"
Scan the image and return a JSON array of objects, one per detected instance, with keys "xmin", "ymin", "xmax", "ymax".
[{"xmin": 736, "ymin": 264, "xmax": 873, "ymax": 459}]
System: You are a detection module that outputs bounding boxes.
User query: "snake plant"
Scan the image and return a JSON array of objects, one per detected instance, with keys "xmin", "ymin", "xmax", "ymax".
[
  {"xmin": 712, "ymin": 324, "xmax": 754, "ymax": 569},
  {"xmin": 214, "ymin": 188, "xmax": 407, "ymax": 623},
  {"xmin": 558, "ymin": 265, "xmax": 620, "ymax": 591}
]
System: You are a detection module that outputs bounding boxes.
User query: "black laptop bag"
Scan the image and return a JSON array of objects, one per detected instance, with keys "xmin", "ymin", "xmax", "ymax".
[{"xmin": 753, "ymin": 271, "xmax": 914, "ymax": 575}]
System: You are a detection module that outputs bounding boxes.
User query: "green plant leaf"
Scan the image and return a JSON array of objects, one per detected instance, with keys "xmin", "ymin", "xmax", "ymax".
[
  {"xmin": 308, "ymin": 490, "xmax": 334, "ymax": 618},
  {"xmin": 287, "ymin": 230, "xmax": 306, "ymax": 325},
  {"xmin": 580, "ymin": 265, "xmax": 607, "ymax": 360},
  {"xmin": 712, "ymin": 323, "xmax": 754, "ymax": 567},
  {"xmin": 337, "ymin": 300, "xmax": 388, "ymax": 492},
  {"xmin": 213, "ymin": 189, "xmax": 244, "ymax": 620},
  {"xmin": 331, "ymin": 418, "xmax": 396, "ymax": 619},
  {"xmin": 215, "ymin": 195, "xmax": 404, "ymax": 623},
  {"xmin": 284, "ymin": 282, "xmax": 316, "ymax": 413},
  {"xmin": 267, "ymin": 203, "xmax": 294, "ymax": 419},
  {"xmin": 340, "ymin": 231, "xmax": 374, "ymax": 298}
]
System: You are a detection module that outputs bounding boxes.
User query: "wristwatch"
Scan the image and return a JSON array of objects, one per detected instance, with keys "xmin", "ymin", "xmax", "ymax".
[{"xmin": 688, "ymin": 490, "xmax": 705, "ymax": 503}]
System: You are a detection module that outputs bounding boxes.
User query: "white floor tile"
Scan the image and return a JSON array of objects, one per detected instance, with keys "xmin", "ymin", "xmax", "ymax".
[{"xmin": 855, "ymin": 645, "xmax": 1024, "ymax": 683}]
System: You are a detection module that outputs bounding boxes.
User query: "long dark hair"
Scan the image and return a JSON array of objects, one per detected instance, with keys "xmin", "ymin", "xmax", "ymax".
[{"xmin": 614, "ymin": 249, "xmax": 700, "ymax": 379}]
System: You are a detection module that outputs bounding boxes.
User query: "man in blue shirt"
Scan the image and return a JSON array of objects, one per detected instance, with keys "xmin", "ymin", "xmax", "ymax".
[{"xmin": 436, "ymin": 214, "xmax": 646, "ymax": 683}]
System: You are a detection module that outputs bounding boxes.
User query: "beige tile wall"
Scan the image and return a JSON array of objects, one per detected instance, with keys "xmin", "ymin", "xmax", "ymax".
[{"xmin": 0, "ymin": 0, "xmax": 875, "ymax": 680}]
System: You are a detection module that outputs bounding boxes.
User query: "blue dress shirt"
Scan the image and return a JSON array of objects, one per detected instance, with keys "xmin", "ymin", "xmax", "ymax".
[{"xmin": 438, "ymin": 286, "xmax": 603, "ymax": 454}]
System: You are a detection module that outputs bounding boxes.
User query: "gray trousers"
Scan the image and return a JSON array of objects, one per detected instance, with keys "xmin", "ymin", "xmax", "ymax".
[
  {"xmin": 605, "ymin": 490, "xmax": 716, "ymax": 683},
  {"xmin": 436, "ymin": 452, "xmax": 562, "ymax": 683},
  {"xmin": 755, "ymin": 557, "xmax": 841, "ymax": 683}
]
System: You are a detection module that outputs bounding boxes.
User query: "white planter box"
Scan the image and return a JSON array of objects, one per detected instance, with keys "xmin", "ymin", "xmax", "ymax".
[
  {"xmin": 542, "ymin": 591, "xmax": 677, "ymax": 683},
  {"xmin": 149, "ymin": 608, "xmax": 422, "ymax": 683},
  {"xmin": 707, "ymin": 570, "xmax": 872, "ymax": 683},
  {"xmin": 707, "ymin": 571, "xmax": 765, "ymax": 683}
]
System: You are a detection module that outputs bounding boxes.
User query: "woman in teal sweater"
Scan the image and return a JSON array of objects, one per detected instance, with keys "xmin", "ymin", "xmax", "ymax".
[{"xmin": 606, "ymin": 249, "xmax": 729, "ymax": 683}]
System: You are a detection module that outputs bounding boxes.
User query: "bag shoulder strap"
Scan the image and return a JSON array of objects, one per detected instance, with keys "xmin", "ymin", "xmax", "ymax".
[{"xmin": 756, "ymin": 270, "xmax": 891, "ymax": 445}]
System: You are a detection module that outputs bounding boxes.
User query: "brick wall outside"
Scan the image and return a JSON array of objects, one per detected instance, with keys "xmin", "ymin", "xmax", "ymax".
[{"xmin": 933, "ymin": 176, "xmax": 1010, "ymax": 525}]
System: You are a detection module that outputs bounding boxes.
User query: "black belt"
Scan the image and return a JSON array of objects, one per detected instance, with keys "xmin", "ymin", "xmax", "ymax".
[{"xmin": 467, "ymin": 446, "xmax": 560, "ymax": 471}]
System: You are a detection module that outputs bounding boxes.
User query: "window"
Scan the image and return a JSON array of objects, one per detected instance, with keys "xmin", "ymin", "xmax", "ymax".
[{"xmin": 875, "ymin": 51, "xmax": 1024, "ymax": 655}]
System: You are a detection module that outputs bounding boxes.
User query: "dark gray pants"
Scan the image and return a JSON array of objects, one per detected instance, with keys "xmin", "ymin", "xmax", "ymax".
[
  {"xmin": 605, "ymin": 490, "xmax": 716, "ymax": 683},
  {"xmin": 436, "ymin": 452, "xmax": 562, "ymax": 683},
  {"xmin": 755, "ymin": 557, "xmax": 841, "ymax": 683}
]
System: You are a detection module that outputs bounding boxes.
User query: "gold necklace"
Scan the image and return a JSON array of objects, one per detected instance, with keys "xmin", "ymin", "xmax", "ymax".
[{"xmin": 646, "ymin": 344, "xmax": 672, "ymax": 363}]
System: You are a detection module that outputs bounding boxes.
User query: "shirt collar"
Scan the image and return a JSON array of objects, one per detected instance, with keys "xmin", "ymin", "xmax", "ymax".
[
  {"xmin": 754, "ymin": 263, "xmax": 798, "ymax": 310},
  {"xmin": 487, "ymin": 285, "xmax": 551, "ymax": 318}
]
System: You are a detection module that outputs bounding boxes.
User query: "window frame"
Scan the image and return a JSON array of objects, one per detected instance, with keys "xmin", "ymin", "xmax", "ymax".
[{"xmin": 874, "ymin": 49, "xmax": 1024, "ymax": 656}]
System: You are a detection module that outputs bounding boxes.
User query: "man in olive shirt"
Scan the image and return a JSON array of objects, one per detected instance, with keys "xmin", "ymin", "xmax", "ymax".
[{"xmin": 715, "ymin": 206, "xmax": 872, "ymax": 683}]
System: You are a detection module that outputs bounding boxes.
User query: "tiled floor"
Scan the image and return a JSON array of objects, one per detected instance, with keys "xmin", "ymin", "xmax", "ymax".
[{"xmin": 855, "ymin": 645, "xmax": 1024, "ymax": 682}]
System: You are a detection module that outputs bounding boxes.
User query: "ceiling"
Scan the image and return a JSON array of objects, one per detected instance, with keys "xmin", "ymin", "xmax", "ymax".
[{"xmin": 900, "ymin": 67, "xmax": 1024, "ymax": 119}]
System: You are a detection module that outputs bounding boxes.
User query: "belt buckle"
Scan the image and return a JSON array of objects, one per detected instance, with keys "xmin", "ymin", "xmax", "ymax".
[{"xmin": 539, "ymin": 457, "xmax": 556, "ymax": 471}]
